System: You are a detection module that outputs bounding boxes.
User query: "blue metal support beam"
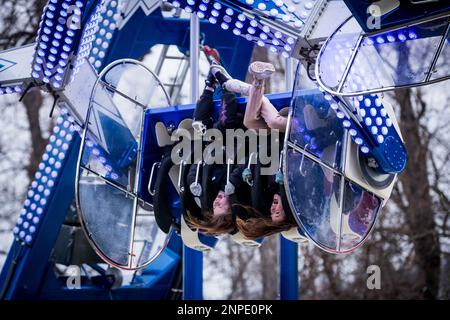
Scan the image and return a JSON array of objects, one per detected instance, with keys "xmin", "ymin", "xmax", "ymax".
[
  {"xmin": 182, "ymin": 12, "xmax": 203, "ymax": 301},
  {"xmin": 279, "ymin": 236, "xmax": 298, "ymax": 300},
  {"xmin": 183, "ymin": 246, "xmax": 203, "ymax": 300}
]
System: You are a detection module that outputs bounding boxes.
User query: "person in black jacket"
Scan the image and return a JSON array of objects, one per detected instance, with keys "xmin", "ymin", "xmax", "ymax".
[
  {"xmin": 183, "ymin": 62, "xmax": 248, "ymax": 236},
  {"xmin": 234, "ymin": 169, "xmax": 298, "ymax": 240},
  {"xmin": 188, "ymin": 60, "xmax": 299, "ymax": 239},
  {"xmin": 184, "ymin": 160, "xmax": 250, "ymax": 236},
  {"xmin": 184, "ymin": 60, "xmax": 298, "ymax": 239},
  {"xmin": 211, "ymin": 60, "xmax": 306, "ymax": 240}
]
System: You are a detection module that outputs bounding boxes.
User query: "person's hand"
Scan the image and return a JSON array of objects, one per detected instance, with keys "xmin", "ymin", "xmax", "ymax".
[
  {"xmin": 242, "ymin": 168, "xmax": 253, "ymax": 186},
  {"xmin": 224, "ymin": 182, "xmax": 235, "ymax": 196},
  {"xmin": 190, "ymin": 182, "xmax": 202, "ymax": 197}
]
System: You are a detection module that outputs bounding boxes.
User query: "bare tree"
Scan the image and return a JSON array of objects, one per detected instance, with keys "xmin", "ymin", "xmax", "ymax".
[
  {"xmin": 0, "ymin": 0, "xmax": 51, "ymax": 265},
  {"xmin": 1, "ymin": 0, "xmax": 448, "ymax": 300},
  {"xmin": 0, "ymin": 0, "xmax": 46, "ymax": 49},
  {"xmin": 296, "ymin": 42, "xmax": 449, "ymax": 300},
  {"xmin": 0, "ymin": 0, "xmax": 50, "ymax": 181}
]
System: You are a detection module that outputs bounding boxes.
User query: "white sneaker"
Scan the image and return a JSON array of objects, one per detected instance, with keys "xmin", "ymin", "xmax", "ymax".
[
  {"xmin": 249, "ymin": 61, "xmax": 275, "ymax": 80},
  {"xmin": 224, "ymin": 79, "xmax": 252, "ymax": 96},
  {"xmin": 210, "ymin": 62, "xmax": 232, "ymax": 84}
]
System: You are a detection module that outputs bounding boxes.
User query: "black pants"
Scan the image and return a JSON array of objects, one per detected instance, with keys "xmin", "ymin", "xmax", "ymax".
[{"xmin": 193, "ymin": 88, "xmax": 243, "ymax": 132}]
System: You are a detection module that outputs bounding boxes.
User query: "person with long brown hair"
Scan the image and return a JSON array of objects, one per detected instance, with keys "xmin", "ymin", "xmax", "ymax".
[
  {"xmin": 233, "ymin": 177, "xmax": 298, "ymax": 240},
  {"xmin": 183, "ymin": 162, "xmax": 246, "ymax": 236},
  {"xmin": 182, "ymin": 57, "xmax": 248, "ymax": 236},
  {"xmin": 211, "ymin": 61, "xmax": 304, "ymax": 240}
]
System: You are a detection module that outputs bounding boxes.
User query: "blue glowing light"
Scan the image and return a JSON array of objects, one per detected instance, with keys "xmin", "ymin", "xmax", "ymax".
[
  {"xmin": 364, "ymin": 27, "xmax": 419, "ymax": 47},
  {"xmin": 324, "ymin": 92, "xmax": 408, "ymax": 173},
  {"xmin": 87, "ymin": 0, "xmax": 120, "ymax": 71},
  {"xmin": 31, "ymin": 0, "xmax": 105, "ymax": 90},
  {"xmin": 13, "ymin": 112, "xmax": 78, "ymax": 246},
  {"xmin": 162, "ymin": 0, "xmax": 316, "ymax": 57}
]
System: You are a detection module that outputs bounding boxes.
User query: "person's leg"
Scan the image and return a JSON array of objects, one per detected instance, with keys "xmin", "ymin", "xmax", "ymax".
[
  {"xmin": 246, "ymin": 61, "xmax": 287, "ymax": 132},
  {"xmin": 217, "ymin": 89, "xmax": 242, "ymax": 130},
  {"xmin": 193, "ymin": 72, "xmax": 216, "ymax": 134},
  {"xmin": 243, "ymin": 83, "xmax": 288, "ymax": 132},
  {"xmin": 259, "ymin": 96, "xmax": 288, "ymax": 132},
  {"xmin": 243, "ymin": 80, "xmax": 269, "ymax": 130},
  {"xmin": 213, "ymin": 61, "xmax": 287, "ymax": 131},
  {"xmin": 224, "ymin": 79, "xmax": 252, "ymax": 96},
  {"xmin": 218, "ymin": 74, "xmax": 270, "ymax": 130},
  {"xmin": 193, "ymin": 88, "xmax": 214, "ymax": 132}
]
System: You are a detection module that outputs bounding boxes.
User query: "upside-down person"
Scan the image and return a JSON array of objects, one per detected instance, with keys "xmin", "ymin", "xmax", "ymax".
[
  {"xmin": 233, "ymin": 184, "xmax": 299, "ymax": 240},
  {"xmin": 208, "ymin": 61, "xmax": 300, "ymax": 239},
  {"xmin": 233, "ymin": 153, "xmax": 299, "ymax": 240},
  {"xmin": 183, "ymin": 48, "xmax": 250, "ymax": 236}
]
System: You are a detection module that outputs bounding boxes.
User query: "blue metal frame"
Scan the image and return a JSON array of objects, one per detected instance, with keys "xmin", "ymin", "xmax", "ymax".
[
  {"xmin": 343, "ymin": 0, "xmax": 450, "ymax": 33},
  {"xmin": 104, "ymin": 9, "xmax": 253, "ymax": 81},
  {"xmin": 279, "ymin": 236, "xmax": 298, "ymax": 300},
  {"xmin": 0, "ymin": 2, "xmax": 308, "ymax": 300},
  {"xmin": 183, "ymin": 247, "xmax": 203, "ymax": 300}
]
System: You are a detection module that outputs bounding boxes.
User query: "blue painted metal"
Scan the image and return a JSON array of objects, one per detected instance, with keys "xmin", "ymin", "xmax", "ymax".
[
  {"xmin": 279, "ymin": 236, "xmax": 298, "ymax": 300},
  {"xmin": 37, "ymin": 238, "xmax": 181, "ymax": 300},
  {"xmin": 343, "ymin": 0, "xmax": 450, "ymax": 33},
  {"xmin": 183, "ymin": 246, "xmax": 203, "ymax": 300},
  {"xmin": 332, "ymin": 94, "xmax": 408, "ymax": 174},
  {"xmin": 103, "ymin": 9, "xmax": 254, "ymax": 81},
  {"xmin": 1, "ymin": 0, "xmax": 311, "ymax": 300},
  {"xmin": 164, "ymin": 0, "xmax": 304, "ymax": 58},
  {"xmin": 0, "ymin": 131, "xmax": 81, "ymax": 299}
]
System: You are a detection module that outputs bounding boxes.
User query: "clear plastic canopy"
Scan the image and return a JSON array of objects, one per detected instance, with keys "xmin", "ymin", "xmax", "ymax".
[
  {"xmin": 76, "ymin": 60, "xmax": 171, "ymax": 270},
  {"xmin": 283, "ymin": 76, "xmax": 382, "ymax": 253},
  {"xmin": 316, "ymin": 15, "xmax": 450, "ymax": 96}
]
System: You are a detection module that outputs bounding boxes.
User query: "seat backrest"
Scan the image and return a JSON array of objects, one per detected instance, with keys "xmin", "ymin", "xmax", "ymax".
[{"xmin": 152, "ymin": 155, "xmax": 177, "ymax": 233}]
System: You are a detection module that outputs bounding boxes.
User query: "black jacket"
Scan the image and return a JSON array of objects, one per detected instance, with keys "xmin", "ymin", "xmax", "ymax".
[{"xmin": 186, "ymin": 161, "xmax": 249, "ymax": 212}]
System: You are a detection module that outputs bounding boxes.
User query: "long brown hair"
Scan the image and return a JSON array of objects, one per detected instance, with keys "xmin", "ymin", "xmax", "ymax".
[
  {"xmin": 234, "ymin": 204, "xmax": 297, "ymax": 240},
  {"xmin": 185, "ymin": 209, "xmax": 236, "ymax": 236}
]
